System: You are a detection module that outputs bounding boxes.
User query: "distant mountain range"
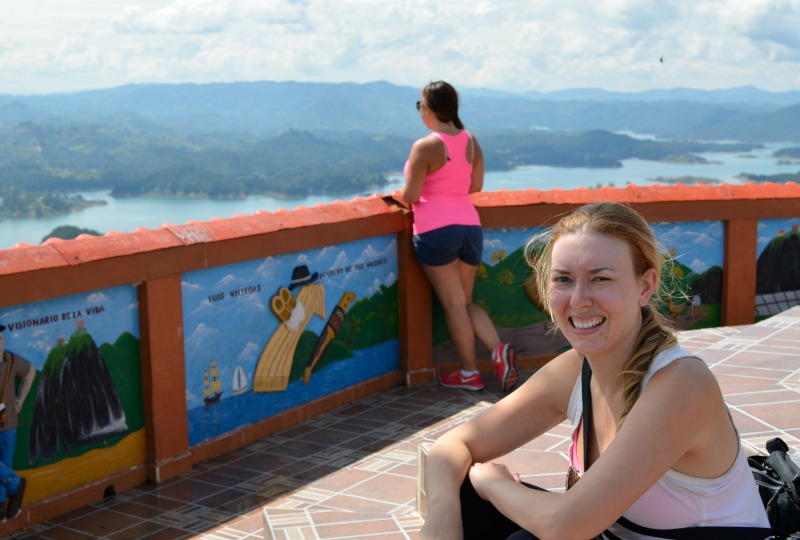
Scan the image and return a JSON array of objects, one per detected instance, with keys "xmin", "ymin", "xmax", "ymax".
[
  {"xmin": 1, "ymin": 81, "xmax": 799, "ymax": 142},
  {"xmin": 1, "ymin": 80, "xmax": 798, "ymax": 205}
]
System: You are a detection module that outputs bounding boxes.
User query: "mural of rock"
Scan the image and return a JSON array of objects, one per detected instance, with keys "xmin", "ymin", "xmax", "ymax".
[
  {"xmin": 756, "ymin": 225, "xmax": 800, "ymax": 294},
  {"xmin": 28, "ymin": 323, "xmax": 127, "ymax": 462},
  {"xmin": 689, "ymin": 265, "xmax": 723, "ymax": 304}
]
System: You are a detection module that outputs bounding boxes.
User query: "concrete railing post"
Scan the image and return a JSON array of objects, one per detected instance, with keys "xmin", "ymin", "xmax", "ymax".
[{"xmin": 138, "ymin": 274, "xmax": 193, "ymax": 483}]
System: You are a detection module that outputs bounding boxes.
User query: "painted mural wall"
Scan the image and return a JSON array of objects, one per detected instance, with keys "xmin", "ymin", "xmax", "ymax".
[
  {"xmin": 432, "ymin": 221, "xmax": 725, "ymax": 362},
  {"xmin": 756, "ymin": 217, "xmax": 800, "ymax": 318},
  {"xmin": 0, "ymin": 285, "xmax": 144, "ymax": 507},
  {"xmin": 182, "ymin": 234, "xmax": 400, "ymax": 447}
]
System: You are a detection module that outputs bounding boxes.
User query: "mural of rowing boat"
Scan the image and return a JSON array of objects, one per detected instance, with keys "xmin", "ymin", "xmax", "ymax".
[{"xmin": 253, "ymin": 283, "xmax": 325, "ymax": 392}]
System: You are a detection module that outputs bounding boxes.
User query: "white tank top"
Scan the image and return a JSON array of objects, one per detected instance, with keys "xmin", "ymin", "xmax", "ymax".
[{"xmin": 566, "ymin": 345, "xmax": 771, "ymax": 538}]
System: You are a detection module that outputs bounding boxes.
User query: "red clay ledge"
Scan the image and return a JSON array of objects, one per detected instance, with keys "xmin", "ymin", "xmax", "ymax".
[
  {"xmin": 1, "ymin": 184, "xmax": 798, "ymax": 276},
  {"xmin": 0, "ymin": 194, "xmax": 399, "ymax": 274},
  {"xmin": 469, "ymin": 181, "xmax": 800, "ymax": 206}
]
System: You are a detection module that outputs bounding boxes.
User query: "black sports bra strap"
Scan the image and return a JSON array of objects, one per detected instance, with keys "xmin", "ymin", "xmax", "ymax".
[{"xmin": 581, "ymin": 357, "xmax": 592, "ymax": 470}]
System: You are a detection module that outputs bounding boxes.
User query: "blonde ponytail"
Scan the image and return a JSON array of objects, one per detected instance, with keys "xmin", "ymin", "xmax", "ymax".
[{"xmin": 617, "ymin": 305, "xmax": 677, "ymax": 429}]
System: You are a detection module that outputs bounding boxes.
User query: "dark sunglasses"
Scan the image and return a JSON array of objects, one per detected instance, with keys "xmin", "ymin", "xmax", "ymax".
[{"xmin": 416, "ymin": 100, "xmax": 423, "ymax": 111}]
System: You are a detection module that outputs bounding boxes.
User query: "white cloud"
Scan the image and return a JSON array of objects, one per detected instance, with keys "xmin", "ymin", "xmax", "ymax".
[
  {"xmin": 256, "ymin": 256, "xmax": 280, "ymax": 278},
  {"xmin": 366, "ymin": 278, "xmax": 382, "ymax": 297},
  {"xmin": 188, "ymin": 321, "xmax": 218, "ymax": 342},
  {"xmin": 744, "ymin": 0, "xmax": 800, "ymax": 52},
  {"xmin": 690, "ymin": 232, "xmax": 715, "ymax": 247},
  {"xmin": 689, "ymin": 258, "xmax": 708, "ymax": 273},
  {"xmin": 355, "ymin": 242, "xmax": 385, "ymax": 263},
  {"xmin": 53, "ymin": 39, "xmax": 103, "ymax": 72},
  {"xmin": 87, "ymin": 292, "xmax": 108, "ymax": 303},
  {"xmin": 237, "ymin": 341, "xmax": 259, "ymax": 362},
  {"xmin": 217, "ymin": 274, "xmax": 236, "ymax": 287},
  {"xmin": 1, "ymin": 0, "xmax": 799, "ymax": 94},
  {"xmin": 332, "ymin": 250, "xmax": 350, "ymax": 268},
  {"xmin": 484, "ymin": 238, "xmax": 504, "ymax": 253},
  {"xmin": 113, "ymin": 1, "xmax": 229, "ymax": 35}
]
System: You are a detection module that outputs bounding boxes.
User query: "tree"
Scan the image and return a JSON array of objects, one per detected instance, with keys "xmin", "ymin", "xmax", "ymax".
[{"xmin": 42, "ymin": 225, "xmax": 102, "ymax": 243}]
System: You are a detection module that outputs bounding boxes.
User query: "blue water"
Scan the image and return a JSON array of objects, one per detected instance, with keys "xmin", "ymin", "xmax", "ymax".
[
  {"xmin": 187, "ymin": 339, "xmax": 399, "ymax": 447},
  {"xmin": 1, "ymin": 142, "xmax": 796, "ymax": 249}
]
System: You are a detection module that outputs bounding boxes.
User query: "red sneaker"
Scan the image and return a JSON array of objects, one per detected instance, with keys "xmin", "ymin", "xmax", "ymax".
[
  {"xmin": 439, "ymin": 370, "xmax": 484, "ymax": 391},
  {"xmin": 494, "ymin": 343, "xmax": 518, "ymax": 392}
]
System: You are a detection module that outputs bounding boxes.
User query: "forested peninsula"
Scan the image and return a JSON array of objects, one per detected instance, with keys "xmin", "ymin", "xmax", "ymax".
[{"xmin": 0, "ymin": 187, "xmax": 105, "ymax": 219}]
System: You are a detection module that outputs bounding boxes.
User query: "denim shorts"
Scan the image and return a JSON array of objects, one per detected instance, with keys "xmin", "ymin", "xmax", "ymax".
[{"xmin": 412, "ymin": 224, "xmax": 483, "ymax": 267}]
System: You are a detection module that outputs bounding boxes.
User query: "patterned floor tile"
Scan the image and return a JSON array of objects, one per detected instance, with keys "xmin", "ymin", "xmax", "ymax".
[{"xmin": 5, "ymin": 307, "xmax": 800, "ymax": 539}]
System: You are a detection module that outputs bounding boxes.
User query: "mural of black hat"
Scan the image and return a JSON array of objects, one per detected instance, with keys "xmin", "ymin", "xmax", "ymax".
[{"xmin": 289, "ymin": 265, "xmax": 319, "ymax": 290}]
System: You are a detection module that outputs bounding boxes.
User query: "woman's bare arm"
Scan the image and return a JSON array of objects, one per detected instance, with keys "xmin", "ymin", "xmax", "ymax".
[
  {"xmin": 469, "ymin": 134, "xmax": 484, "ymax": 194},
  {"xmin": 401, "ymin": 135, "xmax": 441, "ymax": 204},
  {"xmin": 470, "ymin": 358, "xmax": 731, "ymax": 540},
  {"xmin": 420, "ymin": 350, "xmax": 581, "ymax": 539}
]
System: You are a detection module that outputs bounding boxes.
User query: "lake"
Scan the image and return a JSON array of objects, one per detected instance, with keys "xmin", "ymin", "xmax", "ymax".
[{"xmin": 1, "ymin": 141, "xmax": 796, "ymax": 249}]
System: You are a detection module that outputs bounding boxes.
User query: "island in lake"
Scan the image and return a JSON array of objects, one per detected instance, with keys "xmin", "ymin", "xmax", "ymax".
[
  {"xmin": 649, "ymin": 176, "xmax": 722, "ymax": 185},
  {"xmin": 0, "ymin": 188, "xmax": 106, "ymax": 220}
]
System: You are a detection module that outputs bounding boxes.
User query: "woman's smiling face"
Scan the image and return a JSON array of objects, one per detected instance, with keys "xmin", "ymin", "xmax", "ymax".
[{"xmin": 548, "ymin": 231, "xmax": 657, "ymax": 362}]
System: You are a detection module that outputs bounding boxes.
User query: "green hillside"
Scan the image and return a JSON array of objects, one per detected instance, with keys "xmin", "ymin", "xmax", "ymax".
[{"xmin": 0, "ymin": 118, "xmax": 762, "ymax": 205}]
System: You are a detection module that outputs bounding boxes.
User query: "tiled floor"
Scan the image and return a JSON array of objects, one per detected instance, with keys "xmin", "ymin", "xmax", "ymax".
[{"xmin": 7, "ymin": 307, "xmax": 800, "ymax": 540}]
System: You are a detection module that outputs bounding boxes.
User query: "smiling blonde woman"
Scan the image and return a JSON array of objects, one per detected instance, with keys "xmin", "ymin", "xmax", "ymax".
[{"xmin": 419, "ymin": 202, "xmax": 771, "ymax": 540}]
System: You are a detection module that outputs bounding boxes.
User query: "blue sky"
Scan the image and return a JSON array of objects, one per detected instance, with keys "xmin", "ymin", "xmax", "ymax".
[
  {"xmin": 2, "ymin": 0, "xmax": 799, "ymax": 95},
  {"xmin": 0, "ymin": 285, "xmax": 139, "ymax": 368}
]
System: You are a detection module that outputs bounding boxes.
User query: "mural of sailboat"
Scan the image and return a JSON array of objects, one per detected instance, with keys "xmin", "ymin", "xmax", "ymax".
[
  {"xmin": 204, "ymin": 361, "xmax": 223, "ymax": 405},
  {"xmin": 233, "ymin": 365, "xmax": 248, "ymax": 396}
]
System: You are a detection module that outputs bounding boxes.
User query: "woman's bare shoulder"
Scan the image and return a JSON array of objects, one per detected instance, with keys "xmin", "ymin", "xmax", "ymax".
[
  {"xmin": 639, "ymin": 355, "xmax": 722, "ymax": 413},
  {"xmin": 651, "ymin": 355, "xmax": 717, "ymax": 386}
]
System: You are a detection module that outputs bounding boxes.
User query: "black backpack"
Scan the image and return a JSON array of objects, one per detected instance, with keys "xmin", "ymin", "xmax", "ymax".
[{"xmin": 748, "ymin": 437, "xmax": 800, "ymax": 539}]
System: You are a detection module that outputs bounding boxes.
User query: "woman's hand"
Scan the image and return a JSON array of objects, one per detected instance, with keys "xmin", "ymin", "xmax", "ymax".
[{"xmin": 469, "ymin": 462, "xmax": 520, "ymax": 500}]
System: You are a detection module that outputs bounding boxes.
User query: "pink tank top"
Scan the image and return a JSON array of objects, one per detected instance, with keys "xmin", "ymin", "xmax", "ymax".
[{"xmin": 403, "ymin": 131, "xmax": 481, "ymax": 235}]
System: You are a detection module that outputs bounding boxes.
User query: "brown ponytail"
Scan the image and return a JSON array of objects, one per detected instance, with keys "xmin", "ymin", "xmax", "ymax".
[{"xmin": 421, "ymin": 81, "xmax": 463, "ymax": 129}]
